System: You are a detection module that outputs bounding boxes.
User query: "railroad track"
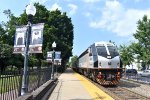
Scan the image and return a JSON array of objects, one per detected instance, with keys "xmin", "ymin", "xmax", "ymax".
[
  {"xmin": 105, "ymin": 86, "xmax": 149, "ymax": 100},
  {"xmin": 82, "ymin": 75, "xmax": 150, "ymax": 100}
]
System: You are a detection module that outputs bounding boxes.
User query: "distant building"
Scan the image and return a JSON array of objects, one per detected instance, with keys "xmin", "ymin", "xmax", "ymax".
[{"xmin": 125, "ymin": 59, "xmax": 142, "ymax": 70}]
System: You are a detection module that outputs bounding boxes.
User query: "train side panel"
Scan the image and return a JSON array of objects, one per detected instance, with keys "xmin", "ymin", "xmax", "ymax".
[{"xmin": 79, "ymin": 52, "xmax": 89, "ymax": 68}]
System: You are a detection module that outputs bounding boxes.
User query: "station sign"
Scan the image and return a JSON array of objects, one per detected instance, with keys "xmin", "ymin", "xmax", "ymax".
[{"xmin": 13, "ymin": 23, "xmax": 44, "ymax": 54}]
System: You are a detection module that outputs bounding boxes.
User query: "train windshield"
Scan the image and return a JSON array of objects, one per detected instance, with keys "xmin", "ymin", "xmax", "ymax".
[
  {"xmin": 107, "ymin": 46, "xmax": 119, "ymax": 57},
  {"xmin": 96, "ymin": 46, "xmax": 107, "ymax": 58}
]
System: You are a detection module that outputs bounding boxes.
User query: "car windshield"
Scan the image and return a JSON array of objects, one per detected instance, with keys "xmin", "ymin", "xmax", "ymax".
[
  {"xmin": 96, "ymin": 46, "xmax": 107, "ymax": 58},
  {"xmin": 107, "ymin": 46, "xmax": 119, "ymax": 57}
]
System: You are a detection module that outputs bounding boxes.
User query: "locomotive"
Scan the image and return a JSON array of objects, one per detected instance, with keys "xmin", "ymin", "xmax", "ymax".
[{"xmin": 72, "ymin": 42, "xmax": 123, "ymax": 85}]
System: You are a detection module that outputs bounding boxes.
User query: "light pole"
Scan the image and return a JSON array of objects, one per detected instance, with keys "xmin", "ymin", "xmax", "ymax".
[
  {"xmin": 21, "ymin": 3, "xmax": 36, "ymax": 95},
  {"xmin": 51, "ymin": 41, "xmax": 56, "ymax": 80}
]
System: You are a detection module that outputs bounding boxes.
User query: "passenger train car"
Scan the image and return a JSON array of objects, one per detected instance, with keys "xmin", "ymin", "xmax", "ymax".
[{"xmin": 73, "ymin": 42, "xmax": 123, "ymax": 85}]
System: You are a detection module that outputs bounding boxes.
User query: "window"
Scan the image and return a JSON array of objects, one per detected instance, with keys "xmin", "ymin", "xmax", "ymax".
[
  {"xmin": 91, "ymin": 44, "xmax": 97, "ymax": 56},
  {"xmin": 107, "ymin": 46, "xmax": 119, "ymax": 57},
  {"xmin": 96, "ymin": 46, "xmax": 107, "ymax": 58}
]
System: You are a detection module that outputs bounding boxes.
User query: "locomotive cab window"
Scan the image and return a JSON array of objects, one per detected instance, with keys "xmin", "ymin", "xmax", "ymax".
[
  {"xmin": 96, "ymin": 46, "xmax": 107, "ymax": 58},
  {"xmin": 88, "ymin": 47, "xmax": 92, "ymax": 56},
  {"xmin": 107, "ymin": 46, "xmax": 119, "ymax": 57}
]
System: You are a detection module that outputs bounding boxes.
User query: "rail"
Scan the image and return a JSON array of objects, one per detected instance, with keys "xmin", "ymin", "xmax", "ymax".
[
  {"xmin": 123, "ymin": 73, "xmax": 150, "ymax": 84},
  {"xmin": 79, "ymin": 72, "xmax": 150, "ymax": 100},
  {"xmin": 0, "ymin": 69, "xmax": 22, "ymax": 100}
]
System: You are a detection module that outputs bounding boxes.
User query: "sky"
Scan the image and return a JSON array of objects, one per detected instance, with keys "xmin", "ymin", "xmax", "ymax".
[{"xmin": 0, "ymin": 0, "xmax": 150, "ymax": 56}]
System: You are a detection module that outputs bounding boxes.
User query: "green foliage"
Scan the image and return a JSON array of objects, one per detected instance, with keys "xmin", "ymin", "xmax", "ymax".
[
  {"xmin": 0, "ymin": 3, "xmax": 74, "ymax": 69},
  {"xmin": 0, "ymin": 43, "xmax": 13, "ymax": 59},
  {"xmin": 41, "ymin": 60, "xmax": 49, "ymax": 67},
  {"xmin": 8, "ymin": 54, "xmax": 24, "ymax": 69},
  {"xmin": 119, "ymin": 15, "xmax": 150, "ymax": 69},
  {"xmin": 118, "ymin": 45, "xmax": 134, "ymax": 67},
  {"xmin": 0, "ymin": 24, "xmax": 6, "ymax": 43},
  {"xmin": 69, "ymin": 55, "xmax": 78, "ymax": 67},
  {"xmin": 0, "ymin": 43, "xmax": 13, "ymax": 71},
  {"xmin": 28, "ymin": 55, "xmax": 38, "ymax": 67},
  {"xmin": 42, "ymin": 9, "xmax": 73, "ymax": 65},
  {"xmin": 0, "ymin": 43, "xmax": 24, "ymax": 71},
  {"xmin": 132, "ymin": 15, "xmax": 150, "ymax": 66}
]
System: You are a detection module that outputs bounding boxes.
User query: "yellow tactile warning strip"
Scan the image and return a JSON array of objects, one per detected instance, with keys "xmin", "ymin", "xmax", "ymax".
[{"xmin": 74, "ymin": 72, "xmax": 114, "ymax": 100}]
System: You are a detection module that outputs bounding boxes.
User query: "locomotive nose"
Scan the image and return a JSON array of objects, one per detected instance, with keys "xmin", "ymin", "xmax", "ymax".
[{"xmin": 108, "ymin": 62, "xmax": 111, "ymax": 65}]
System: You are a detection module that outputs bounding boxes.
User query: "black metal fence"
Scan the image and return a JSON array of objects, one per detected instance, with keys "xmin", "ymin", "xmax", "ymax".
[
  {"xmin": 0, "ymin": 66, "xmax": 53, "ymax": 100},
  {"xmin": 28, "ymin": 67, "xmax": 52, "ymax": 92},
  {"xmin": 0, "ymin": 69, "xmax": 22, "ymax": 100}
]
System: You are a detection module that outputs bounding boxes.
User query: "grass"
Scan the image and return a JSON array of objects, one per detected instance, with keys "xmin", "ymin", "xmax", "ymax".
[
  {"xmin": 0, "ymin": 69, "xmax": 51, "ymax": 94},
  {"xmin": 0, "ymin": 75, "xmax": 21, "ymax": 93},
  {"xmin": 0, "ymin": 74, "xmax": 45, "ymax": 94}
]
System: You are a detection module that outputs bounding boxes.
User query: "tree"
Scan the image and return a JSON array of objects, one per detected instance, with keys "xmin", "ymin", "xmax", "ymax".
[
  {"xmin": 118, "ymin": 45, "xmax": 134, "ymax": 68},
  {"xmin": 0, "ymin": 42, "xmax": 24, "ymax": 71},
  {"xmin": 3, "ymin": 9, "xmax": 19, "ymax": 45},
  {"xmin": 0, "ymin": 43, "xmax": 13, "ymax": 71},
  {"xmin": 0, "ymin": 24, "xmax": 6, "ymax": 43},
  {"xmin": 132, "ymin": 15, "xmax": 150, "ymax": 68},
  {"xmin": 70, "ymin": 55, "xmax": 78, "ymax": 67},
  {"xmin": 8, "ymin": 54, "xmax": 24, "ymax": 69},
  {"xmin": 3, "ymin": 3, "xmax": 74, "ymax": 67}
]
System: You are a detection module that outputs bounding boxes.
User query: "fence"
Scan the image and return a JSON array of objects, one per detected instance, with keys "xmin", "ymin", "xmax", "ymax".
[
  {"xmin": 0, "ymin": 66, "xmax": 53, "ymax": 100},
  {"xmin": 28, "ymin": 67, "xmax": 52, "ymax": 92},
  {"xmin": 123, "ymin": 73, "xmax": 150, "ymax": 84},
  {"xmin": 0, "ymin": 69, "xmax": 22, "ymax": 100}
]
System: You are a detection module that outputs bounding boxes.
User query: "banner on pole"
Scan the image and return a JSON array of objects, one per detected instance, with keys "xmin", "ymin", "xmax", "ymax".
[
  {"xmin": 47, "ymin": 51, "xmax": 53, "ymax": 63},
  {"xmin": 54, "ymin": 51, "xmax": 61, "ymax": 65},
  {"xmin": 46, "ymin": 51, "xmax": 61, "ymax": 65},
  {"xmin": 13, "ymin": 25, "xmax": 27, "ymax": 53},
  {"xmin": 29, "ymin": 23, "xmax": 44, "ymax": 53},
  {"xmin": 13, "ymin": 23, "xmax": 44, "ymax": 54}
]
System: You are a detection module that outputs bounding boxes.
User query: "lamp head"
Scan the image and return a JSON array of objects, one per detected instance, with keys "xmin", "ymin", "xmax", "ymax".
[
  {"xmin": 26, "ymin": 3, "xmax": 36, "ymax": 16},
  {"xmin": 52, "ymin": 41, "xmax": 56, "ymax": 48}
]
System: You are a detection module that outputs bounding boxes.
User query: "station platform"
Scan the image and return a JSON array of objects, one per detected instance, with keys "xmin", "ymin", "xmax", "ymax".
[{"xmin": 48, "ymin": 68, "xmax": 114, "ymax": 100}]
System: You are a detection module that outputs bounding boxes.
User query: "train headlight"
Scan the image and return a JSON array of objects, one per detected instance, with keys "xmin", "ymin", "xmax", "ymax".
[
  {"xmin": 117, "ymin": 72, "xmax": 121, "ymax": 80},
  {"xmin": 117, "ymin": 72, "xmax": 120, "ymax": 75}
]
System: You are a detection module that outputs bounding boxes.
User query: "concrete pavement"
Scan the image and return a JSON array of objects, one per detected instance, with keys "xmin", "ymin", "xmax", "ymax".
[{"xmin": 48, "ymin": 68, "xmax": 114, "ymax": 100}]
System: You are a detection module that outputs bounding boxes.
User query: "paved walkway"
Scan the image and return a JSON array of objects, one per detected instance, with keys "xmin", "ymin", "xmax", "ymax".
[{"xmin": 48, "ymin": 68, "xmax": 114, "ymax": 100}]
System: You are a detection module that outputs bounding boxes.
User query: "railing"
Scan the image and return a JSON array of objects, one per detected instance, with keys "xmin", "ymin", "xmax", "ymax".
[
  {"xmin": 28, "ymin": 67, "xmax": 52, "ymax": 92},
  {"xmin": 0, "ymin": 69, "xmax": 22, "ymax": 100},
  {"xmin": 0, "ymin": 66, "xmax": 53, "ymax": 100},
  {"xmin": 122, "ymin": 73, "xmax": 150, "ymax": 84}
]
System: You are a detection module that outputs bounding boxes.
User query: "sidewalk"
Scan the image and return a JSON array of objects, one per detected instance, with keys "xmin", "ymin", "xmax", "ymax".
[{"xmin": 48, "ymin": 68, "xmax": 114, "ymax": 100}]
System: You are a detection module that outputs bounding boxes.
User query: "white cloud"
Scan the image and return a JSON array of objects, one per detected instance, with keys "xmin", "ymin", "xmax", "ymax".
[
  {"xmin": 50, "ymin": 3, "xmax": 62, "ymax": 11},
  {"xmin": 30, "ymin": 0, "xmax": 48, "ymax": 4},
  {"xmin": 68, "ymin": 4, "xmax": 78, "ymax": 15},
  {"xmin": 84, "ymin": 12, "xmax": 92, "ymax": 17},
  {"xmin": 83, "ymin": 0, "xmax": 101, "ymax": 3},
  {"xmin": 89, "ymin": 0, "xmax": 150, "ymax": 37}
]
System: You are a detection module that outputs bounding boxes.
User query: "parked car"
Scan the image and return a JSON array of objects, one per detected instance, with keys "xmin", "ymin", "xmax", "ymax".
[
  {"xmin": 125, "ymin": 69, "xmax": 137, "ymax": 75},
  {"xmin": 140, "ymin": 70, "xmax": 150, "ymax": 77}
]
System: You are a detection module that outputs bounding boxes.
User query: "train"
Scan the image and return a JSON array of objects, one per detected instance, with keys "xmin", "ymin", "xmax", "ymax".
[{"xmin": 72, "ymin": 42, "xmax": 123, "ymax": 85}]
